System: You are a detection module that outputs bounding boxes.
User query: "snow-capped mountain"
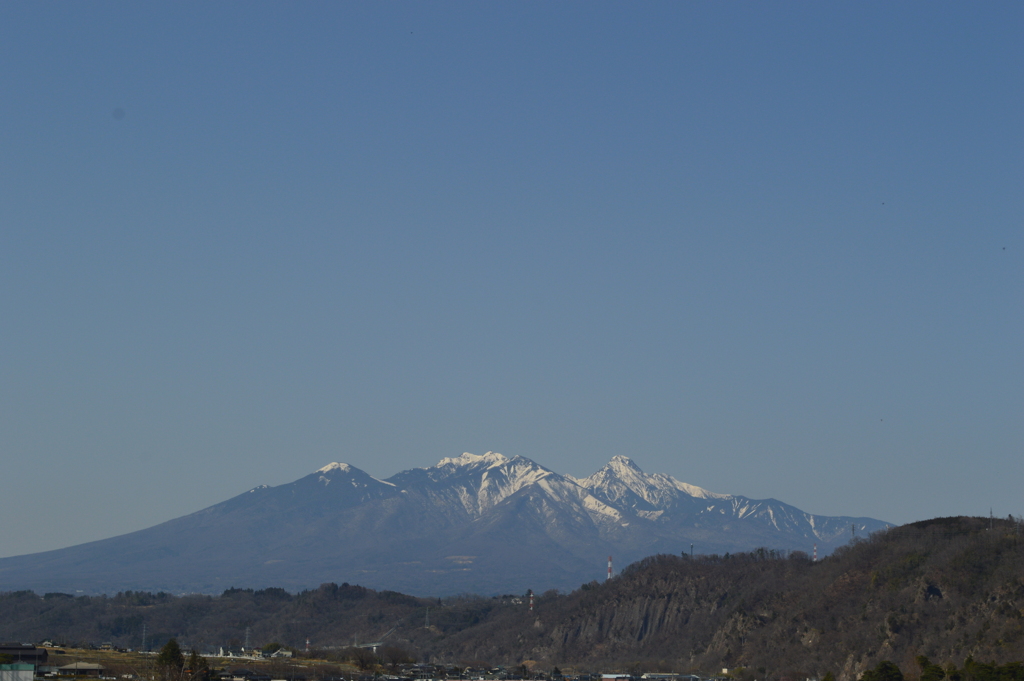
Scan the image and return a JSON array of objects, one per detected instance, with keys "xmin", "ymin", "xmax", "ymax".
[
  {"xmin": 0, "ymin": 453, "xmax": 890, "ymax": 596},
  {"xmin": 571, "ymin": 455, "xmax": 871, "ymax": 546},
  {"xmin": 571, "ymin": 454, "xmax": 728, "ymax": 517},
  {"xmin": 388, "ymin": 452, "xmax": 561, "ymax": 516}
]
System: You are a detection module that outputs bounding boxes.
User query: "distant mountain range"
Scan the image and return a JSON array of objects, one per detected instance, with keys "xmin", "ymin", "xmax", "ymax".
[
  {"xmin": 2, "ymin": 517, "xmax": 1018, "ymax": 681},
  {"xmin": 0, "ymin": 453, "xmax": 889, "ymax": 595}
]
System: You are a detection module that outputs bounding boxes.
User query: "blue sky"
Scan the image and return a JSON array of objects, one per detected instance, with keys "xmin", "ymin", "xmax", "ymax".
[{"xmin": 1, "ymin": 2, "xmax": 1021, "ymax": 559}]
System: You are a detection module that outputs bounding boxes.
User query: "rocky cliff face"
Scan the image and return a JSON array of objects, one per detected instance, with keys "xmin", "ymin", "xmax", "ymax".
[{"xmin": 432, "ymin": 517, "xmax": 1024, "ymax": 680}]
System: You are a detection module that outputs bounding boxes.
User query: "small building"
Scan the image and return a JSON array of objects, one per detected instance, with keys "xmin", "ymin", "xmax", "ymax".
[
  {"xmin": 0, "ymin": 645, "xmax": 47, "ymax": 667},
  {"xmin": 229, "ymin": 669, "xmax": 270, "ymax": 681},
  {"xmin": 58, "ymin": 663, "xmax": 105, "ymax": 677},
  {"xmin": 0, "ymin": 664, "xmax": 34, "ymax": 681}
]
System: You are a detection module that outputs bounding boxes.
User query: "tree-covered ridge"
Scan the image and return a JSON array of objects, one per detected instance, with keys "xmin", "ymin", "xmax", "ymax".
[
  {"xmin": 0, "ymin": 582, "xmax": 450, "ymax": 654},
  {"xmin": 861, "ymin": 656, "xmax": 1024, "ymax": 681},
  {"xmin": 478, "ymin": 515, "xmax": 1024, "ymax": 678},
  {"xmin": 1, "ymin": 517, "xmax": 1022, "ymax": 681}
]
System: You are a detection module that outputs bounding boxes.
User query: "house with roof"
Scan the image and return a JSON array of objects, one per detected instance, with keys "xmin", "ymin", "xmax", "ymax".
[
  {"xmin": 58, "ymin": 662, "xmax": 105, "ymax": 677},
  {"xmin": 0, "ymin": 646, "xmax": 47, "ymax": 668}
]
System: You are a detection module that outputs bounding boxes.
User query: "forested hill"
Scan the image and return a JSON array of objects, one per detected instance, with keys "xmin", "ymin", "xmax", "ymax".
[
  {"xmin": 2, "ymin": 517, "xmax": 1023, "ymax": 681},
  {"xmin": 435, "ymin": 516, "xmax": 1024, "ymax": 677}
]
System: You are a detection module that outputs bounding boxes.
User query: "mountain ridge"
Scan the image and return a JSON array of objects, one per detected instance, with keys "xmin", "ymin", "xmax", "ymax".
[
  {"xmin": 0, "ymin": 453, "xmax": 890, "ymax": 596},
  {"xmin": 2, "ymin": 517, "xmax": 1020, "ymax": 681}
]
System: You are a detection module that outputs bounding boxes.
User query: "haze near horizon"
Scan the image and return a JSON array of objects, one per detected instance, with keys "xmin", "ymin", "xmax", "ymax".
[{"xmin": 1, "ymin": 2, "xmax": 1021, "ymax": 560}]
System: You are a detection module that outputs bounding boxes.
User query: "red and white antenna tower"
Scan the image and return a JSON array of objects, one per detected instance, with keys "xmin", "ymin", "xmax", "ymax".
[
  {"xmin": 607, "ymin": 555, "xmax": 613, "ymax": 581},
  {"xmin": 813, "ymin": 544, "xmax": 817, "ymax": 562},
  {"xmin": 529, "ymin": 590, "xmax": 534, "ymax": 612},
  {"xmin": 305, "ymin": 639, "xmax": 310, "ymax": 653}
]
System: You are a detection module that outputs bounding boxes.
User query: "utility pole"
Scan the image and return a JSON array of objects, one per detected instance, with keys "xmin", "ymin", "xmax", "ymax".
[
  {"xmin": 142, "ymin": 624, "xmax": 146, "ymax": 652},
  {"xmin": 244, "ymin": 627, "xmax": 250, "ymax": 653}
]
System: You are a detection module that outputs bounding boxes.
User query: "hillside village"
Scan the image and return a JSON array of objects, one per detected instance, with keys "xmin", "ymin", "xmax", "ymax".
[{"xmin": 0, "ymin": 642, "xmax": 722, "ymax": 681}]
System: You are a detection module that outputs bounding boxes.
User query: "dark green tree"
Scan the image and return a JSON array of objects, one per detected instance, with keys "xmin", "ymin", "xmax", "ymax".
[
  {"xmin": 156, "ymin": 639, "xmax": 185, "ymax": 681},
  {"xmin": 862, "ymin": 661, "xmax": 904, "ymax": 681},
  {"xmin": 380, "ymin": 646, "xmax": 414, "ymax": 670},
  {"xmin": 344, "ymin": 647, "xmax": 377, "ymax": 670},
  {"xmin": 963, "ymin": 657, "xmax": 998, "ymax": 681},
  {"xmin": 185, "ymin": 650, "xmax": 209, "ymax": 681},
  {"xmin": 917, "ymin": 656, "xmax": 946, "ymax": 681}
]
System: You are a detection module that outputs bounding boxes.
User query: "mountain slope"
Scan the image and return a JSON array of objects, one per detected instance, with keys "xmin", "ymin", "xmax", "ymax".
[
  {"xmin": 2, "ymin": 517, "xmax": 1020, "ymax": 681},
  {"xmin": 0, "ymin": 453, "xmax": 889, "ymax": 595},
  {"xmin": 576, "ymin": 455, "xmax": 880, "ymax": 550}
]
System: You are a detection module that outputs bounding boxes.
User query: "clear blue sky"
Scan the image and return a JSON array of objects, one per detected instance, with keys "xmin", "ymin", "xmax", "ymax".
[{"xmin": 1, "ymin": 2, "xmax": 1021, "ymax": 559}]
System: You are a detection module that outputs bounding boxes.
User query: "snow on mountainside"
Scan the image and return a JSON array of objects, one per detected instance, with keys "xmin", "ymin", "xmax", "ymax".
[
  {"xmin": 571, "ymin": 454, "xmax": 884, "ymax": 544},
  {"xmin": 385, "ymin": 452, "xmax": 624, "ymax": 526},
  {"xmin": 256, "ymin": 452, "xmax": 887, "ymax": 547},
  {"xmin": 0, "ymin": 451, "xmax": 891, "ymax": 597},
  {"xmin": 571, "ymin": 454, "xmax": 729, "ymax": 511},
  {"xmin": 389, "ymin": 452, "xmax": 553, "ymax": 515},
  {"xmin": 380, "ymin": 452, "xmax": 888, "ymax": 549},
  {"xmin": 317, "ymin": 462, "xmax": 396, "ymax": 487}
]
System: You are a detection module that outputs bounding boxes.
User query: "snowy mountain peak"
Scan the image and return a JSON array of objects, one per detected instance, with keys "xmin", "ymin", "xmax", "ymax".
[
  {"xmin": 387, "ymin": 452, "xmax": 561, "ymax": 517},
  {"xmin": 573, "ymin": 455, "xmax": 729, "ymax": 510},
  {"xmin": 608, "ymin": 454, "xmax": 642, "ymax": 470},
  {"xmin": 314, "ymin": 462, "xmax": 396, "ymax": 488},
  {"xmin": 605, "ymin": 456, "xmax": 649, "ymax": 483},
  {"xmin": 0, "ymin": 450, "xmax": 893, "ymax": 596},
  {"xmin": 318, "ymin": 462, "xmax": 352, "ymax": 474},
  {"xmin": 583, "ymin": 455, "xmax": 650, "ymax": 487},
  {"xmin": 435, "ymin": 451, "xmax": 509, "ymax": 469}
]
